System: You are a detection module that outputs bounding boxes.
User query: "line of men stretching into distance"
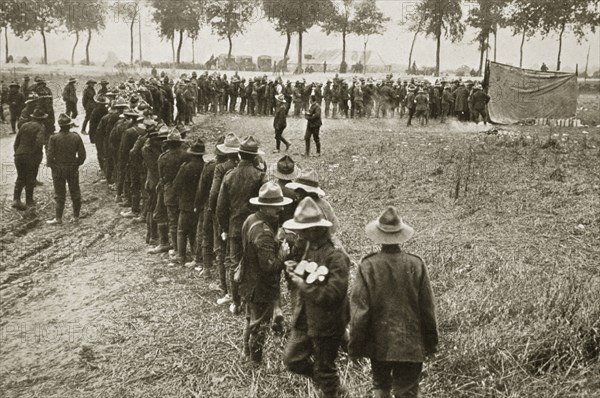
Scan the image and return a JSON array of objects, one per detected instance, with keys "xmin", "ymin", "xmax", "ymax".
[
  {"xmin": 10, "ymin": 77, "xmax": 439, "ymax": 397},
  {"xmin": 2, "ymin": 70, "xmax": 490, "ymax": 138}
]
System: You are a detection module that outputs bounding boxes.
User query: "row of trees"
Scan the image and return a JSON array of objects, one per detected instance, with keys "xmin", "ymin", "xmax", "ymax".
[
  {"xmin": 405, "ymin": 0, "xmax": 599, "ymax": 75},
  {"xmin": 0, "ymin": 0, "xmax": 598, "ymax": 75}
]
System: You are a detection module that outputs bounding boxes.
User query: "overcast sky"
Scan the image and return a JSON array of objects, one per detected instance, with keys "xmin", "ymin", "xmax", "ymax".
[{"xmin": 1, "ymin": 1, "xmax": 599, "ymax": 72}]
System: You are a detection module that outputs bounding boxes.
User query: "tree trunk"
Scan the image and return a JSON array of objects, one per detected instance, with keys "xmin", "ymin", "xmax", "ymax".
[
  {"xmin": 341, "ymin": 29, "xmax": 347, "ymax": 71},
  {"xmin": 40, "ymin": 28, "xmax": 48, "ymax": 64},
  {"xmin": 297, "ymin": 31, "xmax": 303, "ymax": 71},
  {"xmin": 477, "ymin": 36, "xmax": 485, "ymax": 76},
  {"xmin": 130, "ymin": 10, "xmax": 136, "ymax": 64},
  {"xmin": 363, "ymin": 38, "xmax": 368, "ymax": 74},
  {"xmin": 71, "ymin": 31, "xmax": 79, "ymax": 66},
  {"xmin": 86, "ymin": 28, "xmax": 92, "ymax": 65},
  {"xmin": 435, "ymin": 32, "xmax": 441, "ymax": 76},
  {"xmin": 171, "ymin": 36, "xmax": 175, "ymax": 66},
  {"xmin": 191, "ymin": 37, "xmax": 195, "ymax": 64},
  {"xmin": 584, "ymin": 43, "xmax": 590, "ymax": 81},
  {"xmin": 556, "ymin": 23, "xmax": 565, "ymax": 71},
  {"xmin": 138, "ymin": 14, "xmax": 142, "ymax": 65},
  {"xmin": 408, "ymin": 30, "xmax": 419, "ymax": 74},
  {"xmin": 176, "ymin": 29, "xmax": 184, "ymax": 64},
  {"xmin": 519, "ymin": 29, "xmax": 525, "ymax": 68},
  {"xmin": 283, "ymin": 30, "xmax": 291, "ymax": 59},
  {"xmin": 227, "ymin": 33, "xmax": 232, "ymax": 59},
  {"xmin": 4, "ymin": 26, "xmax": 9, "ymax": 64},
  {"xmin": 493, "ymin": 30, "xmax": 497, "ymax": 62}
]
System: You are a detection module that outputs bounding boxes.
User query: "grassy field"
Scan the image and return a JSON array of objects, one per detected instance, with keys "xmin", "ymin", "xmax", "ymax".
[{"xmin": 0, "ymin": 90, "xmax": 599, "ymax": 396}]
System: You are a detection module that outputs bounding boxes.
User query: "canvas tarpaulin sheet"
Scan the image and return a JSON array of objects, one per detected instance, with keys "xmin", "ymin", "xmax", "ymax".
[{"xmin": 485, "ymin": 61, "xmax": 578, "ymax": 124}]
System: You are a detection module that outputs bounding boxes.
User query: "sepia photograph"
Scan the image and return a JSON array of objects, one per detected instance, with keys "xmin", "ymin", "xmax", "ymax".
[{"xmin": 0, "ymin": 0, "xmax": 599, "ymax": 397}]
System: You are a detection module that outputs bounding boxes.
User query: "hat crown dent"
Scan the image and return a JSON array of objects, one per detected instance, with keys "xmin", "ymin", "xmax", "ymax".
[
  {"xmin": 296, "ymin": 168, "xmax": 320, "ymax": 188},
  {"xmin": 257, "ymin": 181, "xmax": 285, "ymax": 202},
  {"xmin": 293, "ymin": 197, "xmax": 326, "ymax": 225},
  {"xmin": 377, "ymin": 206, "xmax": 404, "ymax": 233},
  {"xmin": 223, "ymin": 132, "xmax": 241, "ymax": 148},
  {"xmin": 239, "ymin": 135, "xmax": 261, "ymax": 152},
  {"xmin": 277, "ymin": 155, "xmax": 296, "ymax": 174}
]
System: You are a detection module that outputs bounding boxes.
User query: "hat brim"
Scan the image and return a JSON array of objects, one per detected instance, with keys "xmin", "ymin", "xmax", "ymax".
[
  {"xmin": 249, "ymin": 197, "xmax": 293, "ymax": 207},
  {"xmin": 285, "ymin": 182, "xmax": 325, "ymax": 197},
  {"xmin": 238, "ymin": 148, "xmax": 265, "ymax": 155},
  {"xmin": 187, "ymin": 149, "xmax": 206, "ymax": 155},
  {"xmin": 365, "ymin": 221, "xmax": 414, "ymax": 244},
  {"xmin": 31, "ymin": 114, "xmax": 48, "ymax": 119},
  {"xmin": 216, "ymin": 144, "xmax": 240, "ymax": 154},
  {"xmin": 270, "ymin": 164, "xmax": 301, "ymax": 181},
  {"xmin": 282, "ymin": 218, "xmax": 333, "ymax": 230},
  {"xmin": 58, "ymin": 121, "xmax": 75, "ymax": 127}
]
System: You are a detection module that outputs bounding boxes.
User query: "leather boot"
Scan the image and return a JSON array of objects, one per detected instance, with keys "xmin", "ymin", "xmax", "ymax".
[
  {"xmin": 316, "ymin": 141, "xmax": 321, "ymax": 155},
  {"xmin": 73, "ymin": 199, "xmax": 81, "ymax": 219},
  {"xmin": 176, "ymin": 232, "xmax": 187, "ymax": 265},
  {"xmin": 304, "ymin": 139, "xmax": 310, "ymax": 157},
  {"xmin": 147, "ymin": 224, "xmax": 171, "ymax": 254},
  {"xmin": 202, "ymin": 247, "xmax": 214, "ymax": 279}
]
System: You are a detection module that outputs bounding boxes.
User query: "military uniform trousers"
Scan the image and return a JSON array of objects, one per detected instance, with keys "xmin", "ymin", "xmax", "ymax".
[
  {"xmin": 51, "ymin": 165, "xmax": 82, "ymax": 219},
  {"xmin": 226, "ymin": 237, "xmax": 242, "ymax": 305},
  {"xmin": 370, "ymin": 360, "xmax": 422, "ymax": 398},
  {"xmin": 164, "ymin": 183, "xmax": 179, "ymax": 250},
  {"xmin": 193, "ymin": 208, "xmax": 205, "ymax": 263},
  {"xmin": 65, "ymin": 101, "xmax": 78, "ymax": 119},
  {"xmin": 243, "ymin": 301, "xmax": 274, "ymax": 363},
  {"xmin": 177, "ymin": 209, "xmax": 198, "ymax": 263},
  {"xmin": 14, "ymin": 154, "xmax": 41, "ymax": 204},
  {"xmin": 128, "ymin": 164, "xmax": 143, "ymax": 213},
  {"xmin": 284, "ymin": 330, "xmax": 343, "ymax": 398},
  {"xmin": 145, "ymin": 186, "xmax": 158, "ymax": 243},
  {"xmin": 304, "ymin": 126, "xmax": 321, "ymax": 155}
]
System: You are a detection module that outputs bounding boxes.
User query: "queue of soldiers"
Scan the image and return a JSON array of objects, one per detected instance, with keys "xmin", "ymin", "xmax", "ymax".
[
  {"xmin": 9, "ymin": 74, "xmax": 439, "ymax": 397},
  {"xmin": 2, "ymin": 72, "xmax": 490, "ymax": 138}
]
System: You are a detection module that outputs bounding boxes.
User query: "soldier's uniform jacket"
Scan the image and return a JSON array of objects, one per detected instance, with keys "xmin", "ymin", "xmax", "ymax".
[
  {"xmin": 470, "ymin": 91, "xmax": 490, "ymax": 111},
  {"xmin": 290, "ymin": 236, "xmax": 350, "ymax": 337},
  {"xmin": 8, "ymin": 90, "xmax": 25, "ymax": 115},
  {"xmin": 96, "ymin": 111, "xmax": 120, "ymax": 147},
  {"xmin": 130, "ymin": 134, "xmax": 148, "ymax": 170},
  {"xmin": 14, "ymin": 120, "xmax": 45, "ymax": 160},
  {"xmin": 62, "ymin": 84, "xmax": 77, "ymax": 103},
  {"xmin": 142, "ymin": 140, "xmax": 163, "ymax": 191},
  {"xmin": 119, "ymin": 125, "xmax": 145, "ymax": 167},
  {"xmin": 273, "ymin": 103, "xmax": 287, "ymax": 130},
  {"xmin": 158, "ymin": 147, "xmax": 190, "ymax": 207},
  {"xmin": 194, "ymin": 158, "xmax": 220, "ymax": 211},
  {"xmin": 323, "ymin": 84, "xmax": 332, "ymax": 101},
  {"xmin": 109, "ymin": 119, "xmax": 132, "ymax": 154},
  {"xmin": 82, "ymin": 86, "xmax": 96, "ymax": 112},
  {"xmin": 207, "ymin": 158, "xmax": 238, "ymax": 213},
  {"xmin": 47, "ymin": 130, "xmax": 86, "ymax": 168},
  {"xmin": 216, "ymin": 159, "xmax": 266, "ymax": 238},
  {"xmin": 406, "ymin": 91, "xmax": 416, "ymax": 110},
  {"xmin": 239, "ymin": 211, "xmax": 282, "ymax": 303},
  {"xmin": 415, "ymin": 93, "xmax": 429, "ymax": 111},
  {"xmin": 305, "ymin": 102, "xmax": 322, "ymax": 129},
  {"xmin": 349, "ymin": 247, "xmax": 438, "ymax": 362},
  {"xmin": 89, "ymin": 104, "xmax": 108, "ymax": 143},
  {"xmin": 441, "ymin": 90, "xmax": 454, "ymax": 104},
  {"xmin": 173, "ymin": 156, "xmax": 204, "ymax": 212},
  {"xmin": 454, "ymin": 86, "xmax": 469, "ymax": 112}
]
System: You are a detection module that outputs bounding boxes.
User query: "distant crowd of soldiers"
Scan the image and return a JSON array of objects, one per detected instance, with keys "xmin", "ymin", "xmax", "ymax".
[{"xmin": 2, "ymin": 71, "xmax": 491, "ymax": 139}]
